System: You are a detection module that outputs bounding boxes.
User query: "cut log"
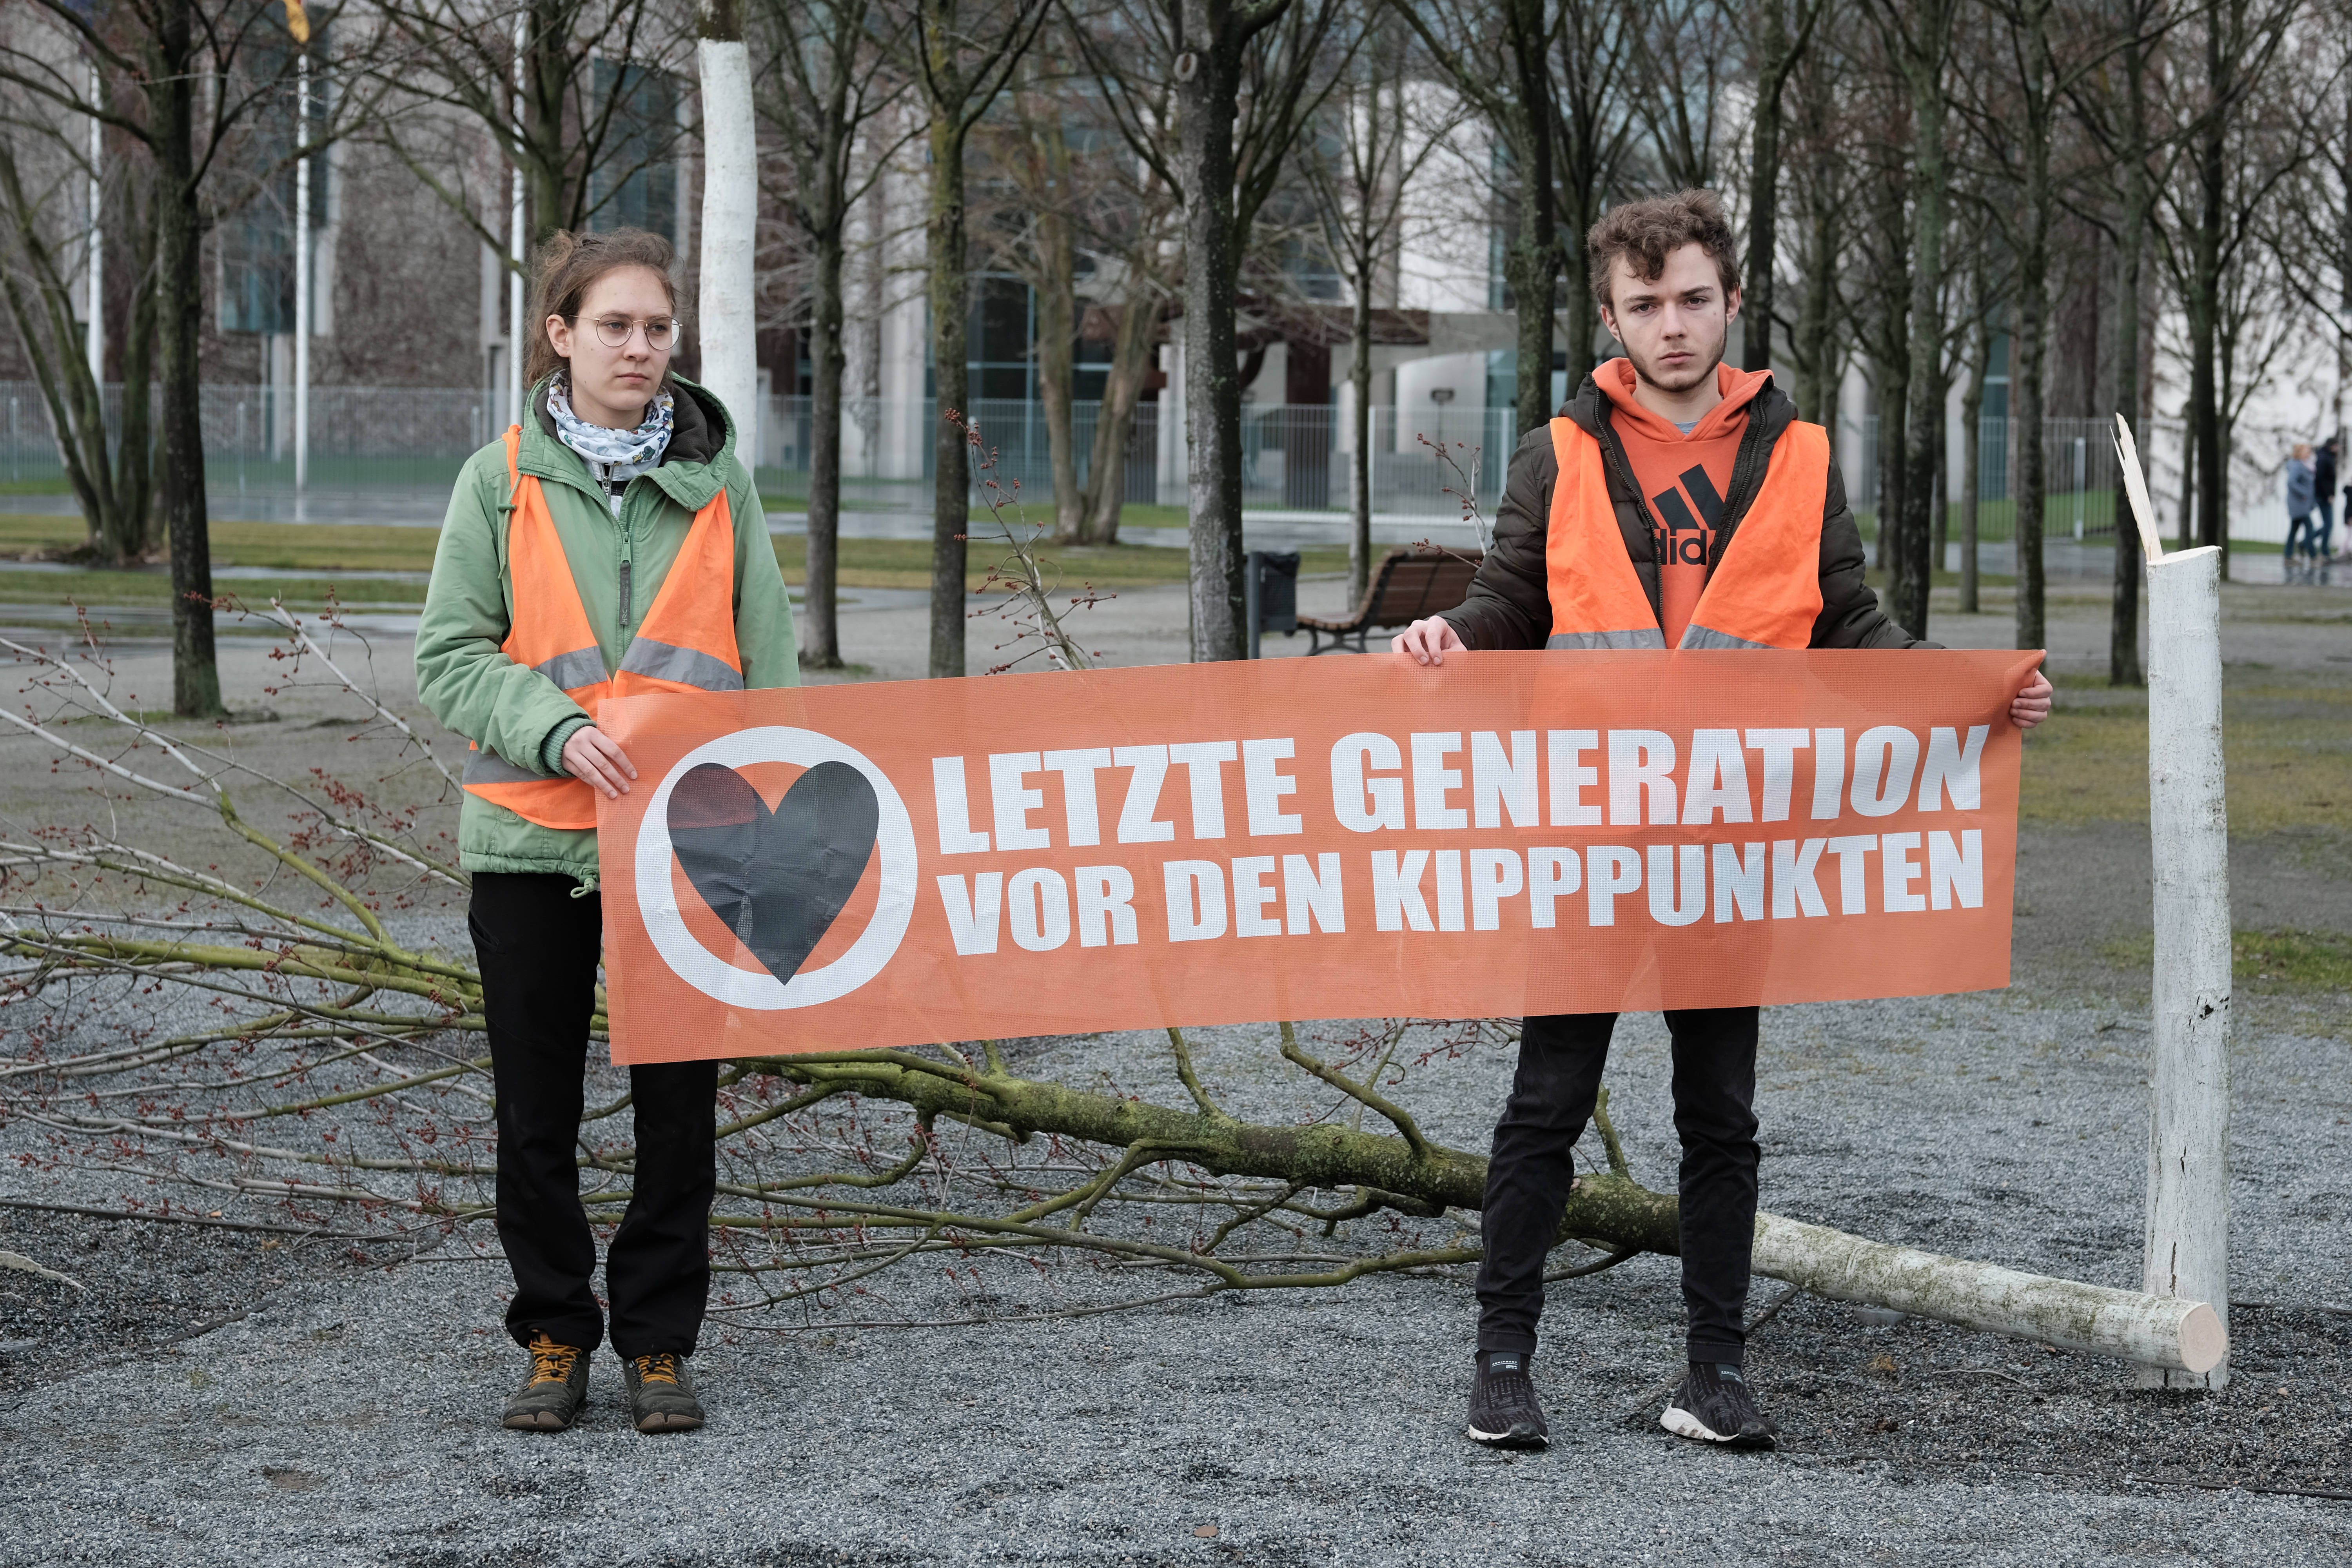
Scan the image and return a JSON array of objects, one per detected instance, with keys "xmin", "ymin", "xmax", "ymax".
[
  {"xmin": 751, "ymin": 1053, "xmax": 2232, "ymax": 1374},
  {"xmin": 1753, "ymin": 1214, "xmax": 2225, "ymax": 1374}
]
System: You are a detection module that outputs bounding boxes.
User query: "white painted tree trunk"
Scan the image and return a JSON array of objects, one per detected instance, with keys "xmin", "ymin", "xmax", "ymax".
[
  {"xmin": 696, "ymin": 35, "xmax": 758, "ymax": 466},
  {"xmin": 1753, "ymin": 1214, "xmax": 2225, "ymax": 1374},
  {"xmin": 2140, "ymin": 542, "xmax": 2232, "ymax": 1389}
]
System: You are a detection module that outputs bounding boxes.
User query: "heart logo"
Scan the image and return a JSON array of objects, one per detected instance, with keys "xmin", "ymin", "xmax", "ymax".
[{"xmin": 666, "ymin": 760, "xmax": 881, "ymax": 986}]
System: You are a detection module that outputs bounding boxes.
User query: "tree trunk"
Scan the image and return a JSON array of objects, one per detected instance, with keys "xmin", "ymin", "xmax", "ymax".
[
  {"xmin": 114, "ymin": 187, "xmax": 158, "ymax": 561},
  {"xmin": 1348, "ymin": 280, "xmax": 1374, "ymax": 608},
  {"xmin": 804, "ymin": 227, "xmax": 848, "ymax": 668},
  {"xmin": 740, "ymin": 1051, "xmax": 2226, "ymax": 1374},
  {"xmin": 1176, "ymin": 15, "xmax": 1247, "ymax": 663},
  {"xmin": 2175, "ymin": 422, "xmax": 2196, "ymax": 550},
  {"xmin": 1959, "ymin": 303, "xmax": 1989, "ymax": 615},
  {"xmin": 2014, "ymin": 7, "xmax": 2052, "ymax": 655},
  {"xmin": 1078, "ymin": 286, "xmax": 1158, "ymax": 545},
  {"xmin": 1028, "ymin": 112, "xmax": 1083, "ymax": 544},
  {"xmin": 151, "ymin": 0, "xmax": 218, "ymax": 719},
  {"xmin": 1874, "ymin": 367, "xmax": 1905, "ymax": 573},
  {"xmin": 1742, "ymin": 0, "xmax": 1789, "ymax": 374},
  {"xmin": 1793, "ymin": 193, "xmax": 1839, "ymax": 424},
  {"xmin": 927, "ymin": 115, "xmax": 972, "ymax": 679},
  {"xmin": 2109, "ymin": 25, "xmax": 2149, "ymax": 688},
  {"xmin": 1504, "ymin": 0, "xmax": 1557, "ymax": 436},
  {"xmin": 1929, "ymin": 361, "xmax": 1947, "ymax": 576},
  {"xmin": 523, "ymin": 0, "xmax": 568, "ymax": 240},
  {"xmin": 1890, "ymin": 8, "xmax": 1952, "ymax": 639},
  {"xmin": 2189, "ymin": 4, "xmax": 2227, "ymax": 569}
]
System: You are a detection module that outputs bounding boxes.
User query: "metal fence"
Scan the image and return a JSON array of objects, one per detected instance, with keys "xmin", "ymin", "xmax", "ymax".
[
  {"xmin": 0, "ymin": 381, "xmax": 505, "ymax": 492},
  {"xmin": 0, "ymin": 382, "xmax": 2209, "ymax": 541},
  {"xmin": 1842, "ymin": 414, "xmax": 2130, "ymax": 544},
  {"xmin": 759, "ymin": 395, "xmax": 1516, "ymax": 519}
]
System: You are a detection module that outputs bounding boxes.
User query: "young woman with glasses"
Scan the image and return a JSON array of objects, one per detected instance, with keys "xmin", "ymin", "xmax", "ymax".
[{"xmin": 415, "ymin": 227, "xmax": 798, "ymax": 1436}]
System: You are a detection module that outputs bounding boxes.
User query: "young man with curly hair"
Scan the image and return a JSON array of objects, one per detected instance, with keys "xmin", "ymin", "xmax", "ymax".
[{"xmin": 1393, "ymin": 189, "xmax": 2052, "ymax": 1452}]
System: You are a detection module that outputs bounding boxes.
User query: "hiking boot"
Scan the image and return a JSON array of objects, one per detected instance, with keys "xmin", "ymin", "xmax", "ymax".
[
  {"xmin": 623, "ymin": 1352, "xmax": 704, "ymax": 1434},
  {"xmin": 501, "ymin": 1333, "xmax": 590, "ymax": 1432},
  {"xmin": 1466, "ymin": 1349, "xmax": 1549, "ymax": 1450},
  {"xmin": 1661, "ymin": 1362, "xmax": 1778, "ymax": 1449}
]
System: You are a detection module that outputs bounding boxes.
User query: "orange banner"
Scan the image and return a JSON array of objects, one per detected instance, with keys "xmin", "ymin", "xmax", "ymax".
[{"xmin": 595, "ymin": 650, "xmax": 2036, "ymax": 1064}]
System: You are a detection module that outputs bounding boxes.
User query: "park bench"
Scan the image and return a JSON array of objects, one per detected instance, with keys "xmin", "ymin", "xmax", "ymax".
[{"xmin": 1295, "ymin": 547, "xmax": 1484, "ymax": 655}]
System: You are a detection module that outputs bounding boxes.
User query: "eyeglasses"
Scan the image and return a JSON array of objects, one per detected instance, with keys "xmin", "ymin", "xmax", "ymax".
[{"xmin": 588, "ymin": 316, "xmax": 677, "ymax": 350}]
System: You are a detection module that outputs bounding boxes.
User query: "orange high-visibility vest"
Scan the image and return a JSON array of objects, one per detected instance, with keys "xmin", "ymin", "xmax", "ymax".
[
  {"xmin": 1543, "ymin": 415, "xmax": 1831, "ymax": 651},
  {"xmin": 461, "ymin": 425, "xmax": 744, "ymax": 830}
]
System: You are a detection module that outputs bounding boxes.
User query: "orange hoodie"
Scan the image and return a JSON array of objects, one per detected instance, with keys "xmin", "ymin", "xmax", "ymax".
[{"xmin": 1593, "ymin": 358, "xmax": 1773, "ymax": 647}]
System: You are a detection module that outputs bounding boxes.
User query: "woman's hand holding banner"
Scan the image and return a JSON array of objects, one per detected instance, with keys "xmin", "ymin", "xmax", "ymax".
[{"xmin": 594, "ymin": 649, "xmax": 2038, "ymax": 1064}]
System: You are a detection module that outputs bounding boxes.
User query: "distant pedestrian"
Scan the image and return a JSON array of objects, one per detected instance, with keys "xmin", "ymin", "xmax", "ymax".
[
  {"xmin": 2314, "ymin": 436, "xmax": 2338, "ymax": 560},
  {"xmin": 2284, "ymin": 443, "xmax": 2316, "ymax": 561}
]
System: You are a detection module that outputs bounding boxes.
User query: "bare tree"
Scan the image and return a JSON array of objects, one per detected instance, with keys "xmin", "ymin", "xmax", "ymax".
[
  {"xmin": 1063, "ymin": 72, "xmax": 1182, "ymax": 546},
  {"xmin": 0, "ymin": 56, "xmax": 157, "ymax": 564},
  {"xmin": 2263, "ymin": 0, "xmax": 2351, "ymax": 451},
  {"xmin": 1780, "ymin": 2, "xmax": 1853, "ymax": 424},
  {"xmin": 1387, "ymin": 0, "xmax": 1557, "ymax": 440},
  {"xmin": 1550, "ymin": 0, "xmax": 1636, "ymax": 387},
  {"xmin": 760, "ymin": 0, "xmax": 913, "ymax": 669},
  {"xmin": 1072, "ymin": 0, "xmax": 1346, "ymax": 662},
  {"xmin": 0, "ymin": 0, "xmax": 379, "ymax": 716},
  {"xmin": 1622, "ymin": 0, "xmax": 1737, "ymax": 191},
  {"xmin": 367, "ymin": 0, "xmax": 692, "ymax": 263},
  {"xmin": 907, "ymin": 0, "xmax": 1049, "ymax": 679},
  {"xmin": 2063, "ymin": 0, "xmax": 2184, "ymax": 685},
  {"xmin": 1299, "ymin": 7, "xmax": 1458, "ymax": 605},
  {"xmin": 1863, "ymin": 0, "xmax": 1959, "ymax": 639},
  {"xmin": 971, "ymin": 53, "xmax": 1090, "ymax": 542},
  {"xmin": 1741, "ymin": 0, "xmax": 1827, "ymax": 373},
  {"xmin": 2154, "ymin": 0, "xmax": 2297, "ymax": 570}
]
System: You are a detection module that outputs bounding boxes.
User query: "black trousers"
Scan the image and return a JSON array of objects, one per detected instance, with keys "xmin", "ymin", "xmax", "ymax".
[
  {"xmin": 1475, "ymin": 1008, "xmax": 1760, "ymax": 1365},
  {"xmin": 471, "ymin": 872, "xmax": 717, "ymax": 1358}
]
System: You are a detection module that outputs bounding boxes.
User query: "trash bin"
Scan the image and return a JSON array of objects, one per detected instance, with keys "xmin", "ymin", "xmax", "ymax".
[{"xmin": 1245, "ymin": 550, "xmax": 1300, "ymax": 659}]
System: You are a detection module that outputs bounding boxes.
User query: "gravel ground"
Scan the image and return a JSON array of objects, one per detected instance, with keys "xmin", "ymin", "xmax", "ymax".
[{"xmin": 2, "ymin": 985, "xmax": 2348, "ymax": 1567}]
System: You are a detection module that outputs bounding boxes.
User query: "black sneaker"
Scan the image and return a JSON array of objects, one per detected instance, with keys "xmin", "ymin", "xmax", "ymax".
[
  {"xmin": 623, "ymin": 1352, "xmax": 705, "ymax": 1434},
  {"xmin": 501, "ymin": 1333, "xmax": 590, "ymax": 1431},
  {"xmin": 1466, "ymin": 1350, "xmax": 1549, "ymax": 1449},
  {"xmin": 1661, "ymin": 1362, "xmax": 1777, "ymax": 1449}
]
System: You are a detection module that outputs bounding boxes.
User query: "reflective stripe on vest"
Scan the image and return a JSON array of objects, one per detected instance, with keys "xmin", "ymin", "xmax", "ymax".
[
  {"xmin": 1543, "ymin": 414, "xmax": 1830, "ymax": 652},
  {"xmin": 461, "ymin": 424, "xmax": 744, "ymax": 831}
]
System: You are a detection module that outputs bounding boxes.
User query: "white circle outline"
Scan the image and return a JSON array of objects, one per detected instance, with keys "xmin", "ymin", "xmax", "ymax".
[{"xmin": 632, "ymin": 727, "xmax": 917, "ymax": 1011}]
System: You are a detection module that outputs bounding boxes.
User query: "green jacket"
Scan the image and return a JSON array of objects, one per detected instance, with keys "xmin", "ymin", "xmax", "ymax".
[{"xmin": 416, "ymin": 375, "xmax": 799, "ymax": 882}]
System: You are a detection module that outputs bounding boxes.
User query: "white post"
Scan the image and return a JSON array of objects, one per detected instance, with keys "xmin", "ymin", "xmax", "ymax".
[
  {"xmin": 293, "ymin": 53, "xmax": 311, "ymax": 497},
  {"xmin": 506, "ymin": 11, "xmax": 527, "ymax": 431},
  {"xmin": 85, "ymin": 63, "xmax": 102, "ymax": 387},
  {"xmin": 695, "ymin": 0, "xmax": 757, "ymax": 464},
  {"xmin": 2116, "ymin": 415, "xmax": 2231, "ymax": 1391}
]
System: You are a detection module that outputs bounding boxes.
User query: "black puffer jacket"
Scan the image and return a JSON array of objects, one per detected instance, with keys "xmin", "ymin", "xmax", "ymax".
[{"xmin": 1439, "ymin": 372, "xmax": 1921, "ymax": 652}]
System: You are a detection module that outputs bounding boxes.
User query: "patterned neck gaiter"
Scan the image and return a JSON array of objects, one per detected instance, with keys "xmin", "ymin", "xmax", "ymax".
[{"xmin": 547, "ymin": 371, "xmax": 675, "ymax": 514}]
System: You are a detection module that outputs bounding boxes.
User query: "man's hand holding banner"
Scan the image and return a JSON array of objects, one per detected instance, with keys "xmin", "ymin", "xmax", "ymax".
[{"xmin": 594, "ymin": 650, "xmax": 2037, "ymax": 1065}]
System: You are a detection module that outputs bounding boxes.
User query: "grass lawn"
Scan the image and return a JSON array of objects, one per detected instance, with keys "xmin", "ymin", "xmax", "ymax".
[
  {"xmin": 2020, "ymin": 667, "xmax": 2351, "ymax": 834},
  {"xmin": 0, "ymin": 512, "xmax": 1350, "ymax": 605},
  {"xmin": 2101, "ymin": 927, "xmax": 2352, "ymax": 997}
]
